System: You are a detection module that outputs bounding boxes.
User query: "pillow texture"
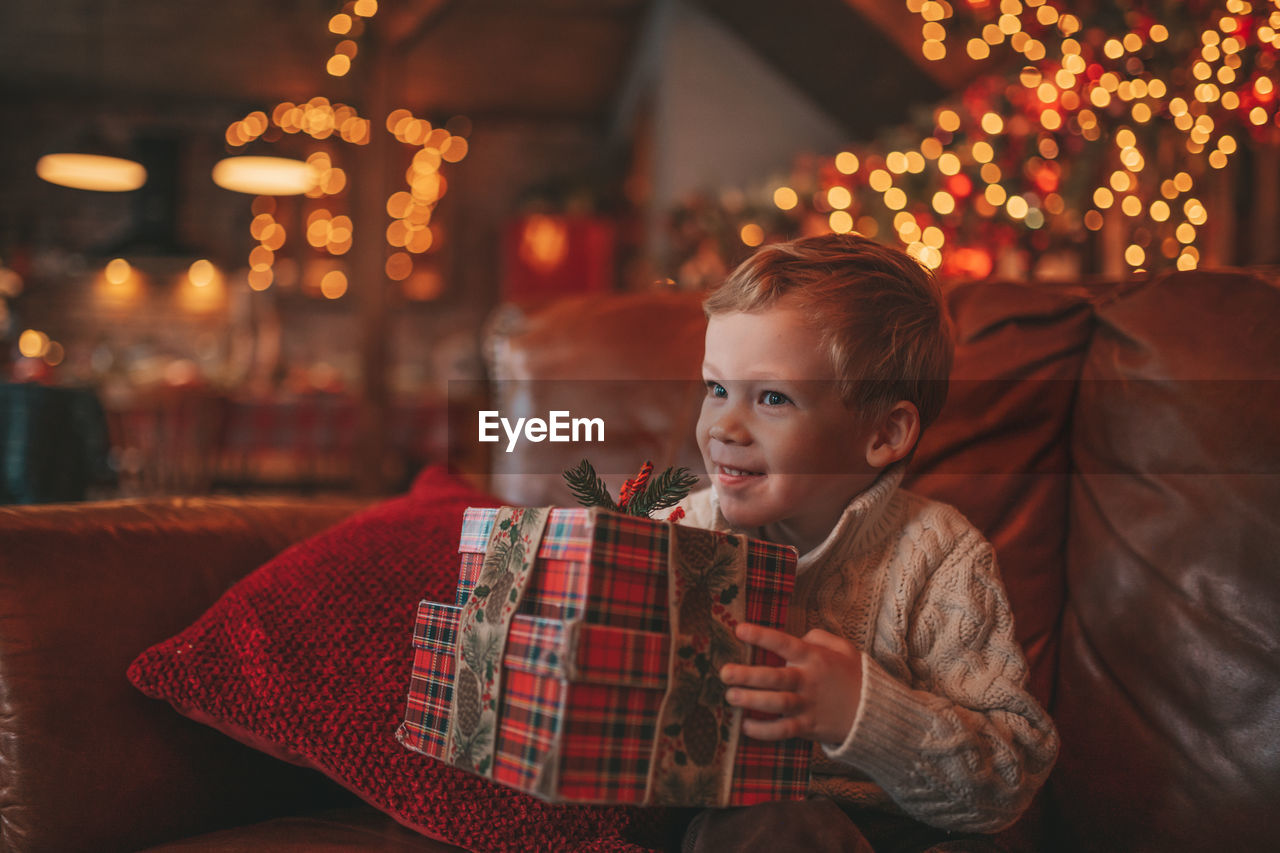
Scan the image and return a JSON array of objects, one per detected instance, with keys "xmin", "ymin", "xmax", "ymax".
[{"xmin": 128, "ymin": 466, "xmax": 672, "ymax": 852}]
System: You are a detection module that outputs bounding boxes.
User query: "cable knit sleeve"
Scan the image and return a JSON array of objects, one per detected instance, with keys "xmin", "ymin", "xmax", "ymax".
[{"xmin": 821, "ymin": 532, "xmax": 1059, "ymax": 833}]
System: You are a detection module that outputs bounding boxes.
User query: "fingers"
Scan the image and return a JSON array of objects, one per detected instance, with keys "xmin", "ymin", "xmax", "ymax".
[
  {"xmin": 741, "ymin": 714, "xmax": 808, "ymax": 741},
  {"xmin": 719, "ymin": 663, "xmax": 801, "ymax": 691},
  {"xmin": 801, "ymin": 627, "xmax": 857, "ymax": 658},
  {"xmin": 735, "ymin": 622, "xmax": 810, "ymax": 662},
  {"xmin": 725, "ymin": 687, "xmax": 803, "ymax": 716}
]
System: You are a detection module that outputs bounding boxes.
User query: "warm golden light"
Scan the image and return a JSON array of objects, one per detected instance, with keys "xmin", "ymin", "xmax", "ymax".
[
  {"xmin": 932, "ymin": 191, "xmax": 955, "ymax": 215},
  {"xmin": 262, "ymin": 224, "xmax": 287, "ymax": 251},
  {"xmin": 406, "ymin": 225, "xmax": 434, "ymax": 254},
  {"xmin": 248, "ymin": 268, "xmax": 273, "ymax": 291},
  {"xmin": 189, "ymin": 259, "xmax": 216, "ymax": 287},
  {"xmin": 320, "ymin": 270, "xmax": 348, "ymax": 299},
  {"xmin": 387, "ymin": 191, "xmax": 413, "ymax": 219},
  {"xmin": 1125, "ymin": 245, "xmax": 1145, "ymax": 266},
  {"xmin": 249, "ymin": 246, "xmax": 274, "ymax": 271},
  {"xmin": 386, "ymin": 220, "xmax": 409, "ymax": 248},
  {"xmin": 828, "ymin": 210, "xmax": 854, "ymax": 233},
  {"xmin": 105, "ymin": 258, "xmax": 131, "ymax": 285},
  {"xmin": 18, "ymin": 329, "xmax": 49, "ymax": 359},
  {"xmin": 519, "ymin": 215, "xmax": 569, "ymax": 273},
  {"xmin": 740, "ymin": 223, "xmax": 765, "ymax": 246},
  {"xmin": 440, "ymin": 137, "xmax": 469, "ymax": 163},
  {"xmin": 1184, "ymin": 199, "xmax": 1208, "ymax": 225},
  {"xmin": 773, "ymin": 186, "xmax": 799, "ymax": 210},
  {"xmin": 386, "ymin": 252, "xmax": 413, "ymax": 281},
  {"xmin": 327, "ymin": 54, "xmax": 351, "ymax": 77},
  {"xmin": 36, "ymin": 154, "xmax": 147, "ymax": 192},
  {"xmin": 212, "ymin": 156, "xmax": 317, "ymax": 195},
  {"xmin": 250, "ymin": 213, "xmax": 274, "ymax": 240},
  {"xmin": 354, "ymin": 0, "xmax": 377, "ymax": 16},
  {"xmin": 980, "ymin": 112, "xmax": 1004, "ymax": 134},
  {"xmin": 834, "ymin": 151, "xmax": 860, "ymax": 174},
  {"xmin": 827, "ymin": 186, "xmax": 853, "ymax": 209}
]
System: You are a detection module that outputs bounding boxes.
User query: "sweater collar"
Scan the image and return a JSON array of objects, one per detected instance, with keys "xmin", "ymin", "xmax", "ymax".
[{"xmin": 707, "ymin": 462, "xmax": 906, "ymax": 567}]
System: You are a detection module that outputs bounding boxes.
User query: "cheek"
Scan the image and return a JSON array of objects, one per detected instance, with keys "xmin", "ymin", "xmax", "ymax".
[{"xmin": 695, "ymin": 402, "xmax": 712, "ymax": 447}]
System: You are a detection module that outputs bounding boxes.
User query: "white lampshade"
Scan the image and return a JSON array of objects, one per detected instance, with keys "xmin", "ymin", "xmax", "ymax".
[
  {"xmin": 36, "ymin": 153, "xmax": 147, "ymax": 192},
  {"xmin": 212, "ymin": 155, "xmax": 318, "ymax": 196}
]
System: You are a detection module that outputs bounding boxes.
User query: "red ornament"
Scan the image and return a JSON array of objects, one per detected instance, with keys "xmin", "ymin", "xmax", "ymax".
[
  {"xmin": 617, "ymin": 461, "xmax": 653, "ymax": 510},
  {"xmin": 946, "ymin": 173, "xmax": 974, "ymax": 199}
]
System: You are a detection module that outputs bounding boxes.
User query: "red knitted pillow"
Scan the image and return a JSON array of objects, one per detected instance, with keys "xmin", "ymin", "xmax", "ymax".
[{"xmin": 127, "ymin": 466, "xmax": 671, "ymax": 852}]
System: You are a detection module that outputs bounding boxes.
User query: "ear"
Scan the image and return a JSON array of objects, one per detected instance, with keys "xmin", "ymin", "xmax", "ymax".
[{"xmin": 863, "ymin": 401, "xmax": 921, "ymax": 468}]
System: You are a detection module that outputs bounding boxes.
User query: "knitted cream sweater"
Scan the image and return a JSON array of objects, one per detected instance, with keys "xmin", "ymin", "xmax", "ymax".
[{"xmin": 675, "ymin": 464, "xmax": 1060, "ymax": 833}]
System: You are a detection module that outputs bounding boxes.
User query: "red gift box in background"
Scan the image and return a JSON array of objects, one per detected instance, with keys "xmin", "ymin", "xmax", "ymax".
[{"xmin": 397, "ymin": 507, "xmax": 810, "ymax": 805}]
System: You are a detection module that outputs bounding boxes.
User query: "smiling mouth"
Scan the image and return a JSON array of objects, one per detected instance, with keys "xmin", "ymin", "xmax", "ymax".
[{"xmin": 718, "ymin": 465, "xmax": 764, "ymax": 478}]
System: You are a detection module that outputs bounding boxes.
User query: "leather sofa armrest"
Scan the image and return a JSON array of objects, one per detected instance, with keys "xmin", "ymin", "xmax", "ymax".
[{"xmin": 0, "ymin": 496, "xmax": 367, "ymax": 853}]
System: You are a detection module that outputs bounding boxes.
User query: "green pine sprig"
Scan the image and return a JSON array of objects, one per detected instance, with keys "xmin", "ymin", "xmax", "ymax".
[
  {"xmin": 563, "ymin": 459, "xmax": 698, "ymax": 518},
  {"xmin": 625, "ymin": 465, "xmax": 700, "ymax": 517},
  {"xmin": 563, "ymin": 458, "xmax": 618, "ymax": 511}
]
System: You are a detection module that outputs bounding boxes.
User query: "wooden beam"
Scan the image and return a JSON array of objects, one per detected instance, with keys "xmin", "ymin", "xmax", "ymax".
[{"xmin": 840, "ymin": 0, "xmax": 982, "ymax": 92}]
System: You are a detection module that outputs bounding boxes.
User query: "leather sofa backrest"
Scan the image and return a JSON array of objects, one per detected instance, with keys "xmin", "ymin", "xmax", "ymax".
[
  {"xmin": 1052, "ymin": 269, "xmax": 1280, "ymax": 852},
  {"xmin": 0, "ymin": 498, "xmax": 364, "ymax": 852}
]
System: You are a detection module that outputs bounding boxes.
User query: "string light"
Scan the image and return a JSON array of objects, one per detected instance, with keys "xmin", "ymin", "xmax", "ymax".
[
  {"xmin": 219, "ymin": 2, "xmax": 473, "ymax": 300},
  {"xmin": 662, "ymin": 2, "xmax": 1280, "ymax": 281}
]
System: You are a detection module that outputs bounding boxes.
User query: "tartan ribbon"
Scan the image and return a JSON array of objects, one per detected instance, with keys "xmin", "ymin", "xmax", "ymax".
[
  {"xmin": 645, "ymin": 524, "xmax": 749, "ymax": 806},
  {"xmin": 444, "ymin": 506, "xmax": 551, "ymax": 776}
]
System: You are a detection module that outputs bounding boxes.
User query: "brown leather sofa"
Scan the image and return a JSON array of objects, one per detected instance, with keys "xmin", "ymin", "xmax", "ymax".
[{"xmin": 2, "ymin": 268, "xmax": 1277, "ymax": 852}]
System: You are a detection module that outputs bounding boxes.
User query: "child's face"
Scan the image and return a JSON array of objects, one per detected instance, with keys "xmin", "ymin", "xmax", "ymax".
[{"xmin": 697, "ymin": 304, "xmax": 880, "ymax": 552}]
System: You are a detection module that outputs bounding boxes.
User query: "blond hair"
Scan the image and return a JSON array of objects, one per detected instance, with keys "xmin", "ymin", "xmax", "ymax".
[{"xmin": 704, "ymin": 233, "xmax": 953, "ymax": 430}]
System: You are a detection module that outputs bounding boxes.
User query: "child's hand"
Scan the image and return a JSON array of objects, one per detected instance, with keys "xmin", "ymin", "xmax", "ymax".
[{"xmin": 720, "ymin": 622, "xmax": 863, "ymax": 745}]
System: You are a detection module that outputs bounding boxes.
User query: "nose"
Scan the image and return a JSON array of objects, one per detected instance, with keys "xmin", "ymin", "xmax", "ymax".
[{"xmin": 707, "ymin": 406, "xmax": 749, "ymax": 445}]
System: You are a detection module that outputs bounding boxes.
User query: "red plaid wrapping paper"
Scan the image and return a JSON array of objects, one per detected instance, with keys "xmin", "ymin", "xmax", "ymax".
[
  {"xmin": 397, "ymin": 599, "xmax": 811, "ymax": 805},
  {"xmin": 455, "ymin": 507, "xmax": 792, "ymax": 634}
]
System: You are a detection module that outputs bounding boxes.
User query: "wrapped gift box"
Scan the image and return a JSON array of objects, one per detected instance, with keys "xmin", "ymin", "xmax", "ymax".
[
  {"xmin": 454, "ymin": 506, "xmax": 793, "ymax": 631},
  {"xmin": 397, "ymin": 506, "xmax": 810, "ymax": 806}
]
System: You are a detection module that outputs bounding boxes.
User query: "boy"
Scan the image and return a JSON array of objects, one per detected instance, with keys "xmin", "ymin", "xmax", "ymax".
[{"xmin": 674, "ymin": 234, "xmax": 1059, "ymax": 852}]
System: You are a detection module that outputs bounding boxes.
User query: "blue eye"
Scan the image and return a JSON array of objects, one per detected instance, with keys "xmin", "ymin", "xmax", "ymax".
[
  {"xmin": 760, "ymin": 390, "xmax": 792, "ymax": 406},
  {"xmin": 706, "ymin": 381, "xmax": 727, "ymax": 398}
]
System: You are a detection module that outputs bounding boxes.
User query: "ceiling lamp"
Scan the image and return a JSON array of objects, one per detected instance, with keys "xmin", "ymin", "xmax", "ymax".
[
  {"xmin": 212, "ymin": 155, "xmax": 318, "ymax": 196},
  {"xmin": 36, "ymin": 152, "xmax": 147, "ymax": 192}
]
